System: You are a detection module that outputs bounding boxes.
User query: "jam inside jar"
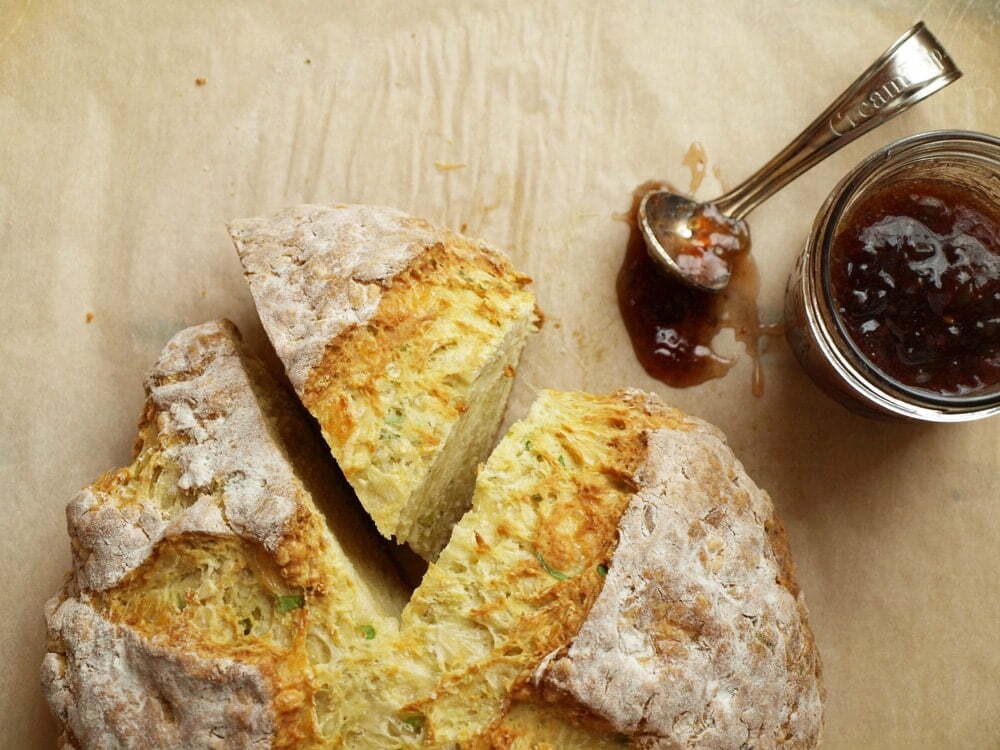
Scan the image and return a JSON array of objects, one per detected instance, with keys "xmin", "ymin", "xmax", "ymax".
[{"xmin": 829, "ymin": 177, "xmax": 1000, "ymax": 396}]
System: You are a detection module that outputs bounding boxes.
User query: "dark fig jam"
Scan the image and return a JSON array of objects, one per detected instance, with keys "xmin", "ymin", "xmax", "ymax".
[{"xmin": 829, "ymin": 178, "xmax": 1000, "ymax": 396}]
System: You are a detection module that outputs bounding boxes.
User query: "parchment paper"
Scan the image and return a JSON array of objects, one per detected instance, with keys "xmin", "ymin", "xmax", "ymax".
[{"xmin": 2, "ymin": 1, "xmax": 998, "ymax": 747}]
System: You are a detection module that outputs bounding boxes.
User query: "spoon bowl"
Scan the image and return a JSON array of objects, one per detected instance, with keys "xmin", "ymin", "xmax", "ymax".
[{"xmin": 639, "ymin": 190, "xmax": 746, "ymax": 292}]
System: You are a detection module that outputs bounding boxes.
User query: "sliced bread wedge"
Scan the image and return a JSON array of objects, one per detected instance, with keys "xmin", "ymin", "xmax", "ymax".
[{"xmin": 230, "ymin": 205, "xmax": 539, "ymax": 560}]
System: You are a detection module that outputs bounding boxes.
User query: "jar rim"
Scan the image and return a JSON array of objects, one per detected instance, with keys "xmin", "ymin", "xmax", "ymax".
[{"xmin": 808, "ymin": 130, "xmax": 1000, "ymax": 419}]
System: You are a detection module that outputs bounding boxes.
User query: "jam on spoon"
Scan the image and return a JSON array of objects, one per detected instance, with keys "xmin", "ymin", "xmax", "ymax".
[{"xmin": 672, "ymin": 201, "xmax": 749, "ymax": 289}]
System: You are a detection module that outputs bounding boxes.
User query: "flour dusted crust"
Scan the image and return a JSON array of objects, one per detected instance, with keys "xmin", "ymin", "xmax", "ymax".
[
  {"xmin": 229, "ymin": 204, "xmax": 444, "ymax": 390},
  {"xmin": 67, "ymin": 319, "xmax": 300, "ymax": 592},
  {"xmin": 535, "ymin": 395, "xmax": 824, "ymax": 748},
  {"xmin": 42, "ymin": 597, "xmax": 274, "ymax": 750}
]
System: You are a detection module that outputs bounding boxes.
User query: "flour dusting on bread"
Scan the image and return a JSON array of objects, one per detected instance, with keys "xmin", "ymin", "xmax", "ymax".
[
  {"xmin": 229, "ymin": 204, "xmax": 443, "ymax": 389},
  {"xmin": 68, "ymin": 320, "xmax": 300, "ymax": 592},
  {"xmin": 45, "ymin": 319, "xmax": 408, "ymax": 750},
  {"xmin": 42, "ymin": 597, "xmax": 275, "ymax": 750},
  {"xmin": 45, "ymin": 315, "xmax": 823, "ymax": 749},
  {"xmin": 537, "ymin": 417, "xmax": 823, "ymax": 747},
  {"xmin": 230, "ymin": 203, "xmax": 538, "ymax": 560}
]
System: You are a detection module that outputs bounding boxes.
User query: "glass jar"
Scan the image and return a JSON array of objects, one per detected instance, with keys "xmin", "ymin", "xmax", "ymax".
[{"xmin": 785, "ymin": 130, "xmax": 1000, "ymax": 422}]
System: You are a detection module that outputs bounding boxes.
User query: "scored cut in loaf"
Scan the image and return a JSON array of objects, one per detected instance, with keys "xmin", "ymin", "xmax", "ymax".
[
  {"xmin": 229, "ymin": 204, "xmax": 539, "ymax": 560},
  {"xmin": 41, "ymin": 320, "xmax": 408, "ymax": 750},
  {"xmin": 42, "ymin": 322, "xmax": 824, "ymax": 749}
]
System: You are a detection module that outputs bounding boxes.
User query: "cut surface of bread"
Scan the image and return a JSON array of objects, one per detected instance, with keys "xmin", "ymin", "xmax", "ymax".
[
  {"xmin": 43, "ymin": 323, "xmax": 823, "ymax": 749},
  {"xmin": 42, "ymin": 320, "xmax": 408, "ymax": 750},
  {"xmin": 229, "ymin": 204, "xmax": 539, "ymax": 559}
]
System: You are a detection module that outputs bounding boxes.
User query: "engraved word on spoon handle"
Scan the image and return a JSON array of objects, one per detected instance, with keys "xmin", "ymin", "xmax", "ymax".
[{"xmin": 713, "ymin": 22, "xmax": 961, "ymax": 221}]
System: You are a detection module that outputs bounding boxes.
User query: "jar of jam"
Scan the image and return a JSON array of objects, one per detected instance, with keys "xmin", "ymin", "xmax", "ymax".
[{"xmin": 786, "ymin": 131, "xmax": 1000, "ymax": 421}]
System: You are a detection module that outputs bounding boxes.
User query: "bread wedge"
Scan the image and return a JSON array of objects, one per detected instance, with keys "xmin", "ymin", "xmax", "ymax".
[
  {"xmin": 42, "ymin": 320, "xmax": 407, "ymax": 750},
  {"xmin": 229, "ymin": 204, "xmax": 538, "ymax": 559}
]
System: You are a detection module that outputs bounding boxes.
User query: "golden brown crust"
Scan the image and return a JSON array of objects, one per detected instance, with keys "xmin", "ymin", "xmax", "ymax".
[
  {"xmin": 92, "ymin": 534, "xmax": 316, "ymax": 748},
  {"xmin": 302, "ymin": 240, "xmax": 530, "ymax": 411},
  {"xmin": 230, "ymin": 204, "xmax": 442, "ymax": 390},
  {"xmin": 45, "ymin": 315, "xmax": 822, "ymax": 750},
  {"xmin": 233, "ymin": 203, "xmax": 538, "ymax": 560}
]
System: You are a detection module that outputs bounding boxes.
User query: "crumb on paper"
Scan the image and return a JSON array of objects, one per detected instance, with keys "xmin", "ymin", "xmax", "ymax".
[
  {"xmin": 503, "ymin": 364, "xmax": 516, "ymax": 377},
  {"xmin": 460, "ymin": 222, "xmax": 468, "ymax": 233},
  {"xmin": 195, "ymin": 77, "xmax": 207, "ymax": 87},
  {"xmin": 305, "ymin": 58, "xmax": 312, "ymax": 65},
  {"xmin": 434, "ymin": 161, "xmax": 467, "ymax": 172},
  {"xmin": 85, "ymin": 312, "xmax": 94, "ymax": 324},
  {"xmin": 533, "ymin": 306, "xmax": 546, "ymax": 329}
]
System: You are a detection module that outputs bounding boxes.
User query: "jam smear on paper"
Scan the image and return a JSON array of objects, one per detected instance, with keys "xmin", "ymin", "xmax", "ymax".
[{"xmin": 616, "ymin": 182, "xmax": 780, "ymax": 394}]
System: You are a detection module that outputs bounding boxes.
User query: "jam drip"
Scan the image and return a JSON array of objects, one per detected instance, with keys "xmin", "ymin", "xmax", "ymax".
[
  {"xmin": 830, "ymin": 178, "xmax": 1000, "ymax": 396},
  {"xmin": 617, "ymin": 182, "xmax": 779, "ymax": 393}
]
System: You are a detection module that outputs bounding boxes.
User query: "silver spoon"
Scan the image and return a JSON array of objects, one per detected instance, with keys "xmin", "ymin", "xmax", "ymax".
[{"xmin": 640, "ymin": 22, "xmax": 961, "ymax": 292}]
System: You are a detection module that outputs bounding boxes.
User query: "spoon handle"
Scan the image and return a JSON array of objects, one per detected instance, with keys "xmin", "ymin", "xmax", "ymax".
[{"xmin": 713, "ymin": 22, "xmax": 960, "ymax": 221}]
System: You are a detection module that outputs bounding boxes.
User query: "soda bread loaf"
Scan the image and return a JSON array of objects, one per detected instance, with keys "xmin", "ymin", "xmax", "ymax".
[
  {"xmin": 42, "ymin": 320, "xmax": 824, "ymax": 748},
  {"xmin": 42, "ymin": 320, "xmax": 408, "ymax": 749},
  {"xmin": 229, "ymin": 204, "xmax": 539, "ymax": 559}
]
